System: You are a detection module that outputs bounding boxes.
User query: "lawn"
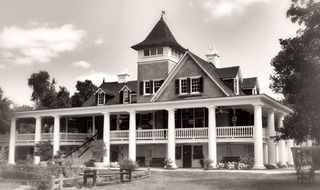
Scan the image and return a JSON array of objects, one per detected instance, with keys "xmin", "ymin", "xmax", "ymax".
[{"xmin": 93, "ymin": 171, "xmax": 319, "ymax": 190}]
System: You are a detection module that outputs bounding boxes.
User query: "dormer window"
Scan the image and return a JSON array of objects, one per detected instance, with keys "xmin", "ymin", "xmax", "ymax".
[
  {"xmin": 123, "ymin": 89, "xmax": 129, "ymax": 104},
  {"xmin": 153, "ymin": 80, "xmax": 163, "ymax": 93},
  {"xmin": 180, "ymin": 78, "xmax": 188, "ymax": 94},
  {"xmin": 191, "ymin": 77, "xmax": 201, "ymax": 93},
  {"xmin": 144, "ymin": 81, "xmax": 152, "ymax": 94},
  {"xmin": 143, "ymin": 47, "xmax": 163, "ymax": 57},
  {"xmin": 97, "ymin": 92, "xmax": 105, "ymax": 105}
]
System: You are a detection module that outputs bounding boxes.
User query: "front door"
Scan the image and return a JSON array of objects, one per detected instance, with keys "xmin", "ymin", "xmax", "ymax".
[{"xmin": 183, "ymin": 145, "xmax": 192, "ymax": 168}]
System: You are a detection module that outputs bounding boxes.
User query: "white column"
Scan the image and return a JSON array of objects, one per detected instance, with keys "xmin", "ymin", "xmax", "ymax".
[
  {"xmin": 253, "ymin": 105, "xmax": 265, "ymax": 169},
  {"xmin": 267, "ymin": 109, "xmax": 276, "ymax": 167},
  {"xmin": 8, "ymin": 118, "xmax": 16, "ymax": 164},
  {"xmin": 279, "ymin": 140, "xmax": 287, "ymax": 166},
  {"xmin": 92, "ymin": 116, "xmax": 95, "ymax": 135},
  {"xmin": 103, "ymin": 112, "xmax": 110, "ymax": 166},
  {"xmin": 53, "ymin": 116, "xmax": 60, "ymax": 156},
  {"xmin": 275, "ymin": 142, "xmax": 279, "ymax": 163},
  {"xmin": 263, "ymin": 143, "xmax": 268, "ymax": 165},
  {"xmin": 167, "ymin": 108, "xmax": 177, "ymax": 168},
  {"xmin": 34, "ymin": 116, "xmax": 41, "ymax": 165},
  {"xmin": 207, "ymin": 106, "xmax": 217, "ymax": 169},
  {"xmin": 286, "ymin": 139, "xmax": 294, "ymax": 166},
  {"xmin": 128, "ymin": 111, "xmax": 136, "ymax": 162}
]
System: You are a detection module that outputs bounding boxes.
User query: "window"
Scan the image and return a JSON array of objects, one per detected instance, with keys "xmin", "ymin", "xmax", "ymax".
[
  {"xmin": 144, "ymin": 49, "xmax": 150, "ymax": 56},
  {"xmin": 144, "ymin": 81, "xmax": 151, "ymax": 94},
  {"xmin": 176, "ymin": 146, "xmax": 182, "ymax": 160},
  {"xmin": 123, "ymin": 89, "xmax": 129, "ymax": 104},
  {"xmin": 191, "ymin": 77, "xmax": 201, "ymax": 93},
  {"xmin": 151, "ymin": 48, "xmax": 157, "ymax": 55},
  {"xmin": 193, "ymin": 145, "xmax": 203, "ymax": 159},
  {"xmin": 157, "ymin": 47, "xmax": 163, "ymax": 55},
  {"xmin": 195, "ymin": 108, "xmax": 205, "ymax": 128},
  {"xmin": 180, "ymin": 78, "xmax": 188, "ymax": 94},
  {"xmin": 182, "ymin": 108, "xmax": 194, "ymax": 128},
  {"xmin": 153, "ymin": 80, "xmax": 162, "ymax": 93},
  {"xmin": 98, "ymin": 92, "xmax": 104, "ymax": 105},
  {"xmin": 143, "ymin": 47, "xmax": 163, "ymax": 57}
]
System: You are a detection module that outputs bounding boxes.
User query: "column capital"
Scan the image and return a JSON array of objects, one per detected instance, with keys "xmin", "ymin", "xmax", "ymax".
[
  {"xmin": 253, "ymin": 104, "xmax": 263, "ymax": 108},
  {"xmin": 128, "ymin": 110, "xmax": 136, "ymax": 114},
  {"xmin": 52, "ymin": 115, "xmax": 61, "ymax": 118},
  {"xmin": 266, "ymin": 108, "xmax": 275, "ymax": 114},
  {"xmin": 34, "ymin": 116, "xmax": 42, "ymax": 120},
  {"xmin": 102, "ymin": 111, "xmax": 110, "ymax": 115},
  {"xmin": 206, "ymin": 105, "xmax": 216, "ymax": 109},
  {"xmin": 166, "ymin": 108, "xmax": 176, "ymax": 112}
]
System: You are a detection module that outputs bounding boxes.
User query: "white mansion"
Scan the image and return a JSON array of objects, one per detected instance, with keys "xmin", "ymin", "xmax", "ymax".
[{"xmin": 1, "ymin": 16, "xmax": 295, "ymax": 169}]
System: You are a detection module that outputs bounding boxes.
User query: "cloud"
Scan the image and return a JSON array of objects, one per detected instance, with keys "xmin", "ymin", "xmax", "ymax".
[
  {"xmin": 76, "ymin": 71, "xmax": 118, "ymax": 86},
  {"xmin": 95, "ymin": 38, "xmax": 105, "ymax": 46},
  {"xmin": 0, "ymin": 64, "xmax": 7, "ymax": 69},
  {"xmin": 203, "ymin": 0, "xmax": 270, "ymax": 18},
  {"xmin": 0, "ymin": 23, "xmax": 85, "ymax": 65},
  {"xmin": 72, "ymin": 60, "xmax": 91, "ymax": 68}
]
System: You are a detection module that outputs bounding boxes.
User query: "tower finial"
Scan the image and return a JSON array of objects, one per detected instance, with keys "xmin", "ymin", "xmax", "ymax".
[{"xmin": 161, "ymin": 10, "xmax": 166, "ymax": 18}]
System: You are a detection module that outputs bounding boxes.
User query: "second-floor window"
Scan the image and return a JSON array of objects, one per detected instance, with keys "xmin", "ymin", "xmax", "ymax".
[
  {"xmin": 97, "ymin": 92, "xmax": 105, "ymax": 105},
  {"xmin": 177, "ymin": 76, "xmax": 203, "ymax": 95},
  {"xmin": 153, "ymin": 80, "xmax": 162, "ymax": 93},
  {"xmin": 143, "ymin": 47, "xmax": 163, "ymax": 57},
  {"xmin": 234, "ymin": 78, "xmax": 239, "ymax": 95},
  {"xmin": 123, "ymin": 89, "xmax": 129, "ymax": 104},
  {"xmin": 144, "ymin": 81, "xmax": 152, "ymax": 94}
]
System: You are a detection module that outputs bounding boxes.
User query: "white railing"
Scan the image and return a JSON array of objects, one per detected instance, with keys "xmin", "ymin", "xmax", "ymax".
[
  {"xmin": 110, "ymin": 130, "xmax": 129, "ymax": 141},
  {"xmin": 15, "ymin": 133, "xmax": 91, "ymax": 144},
  {"xmin": 217, "ymin": 126, "xmax": 253, "ymax": 138},
  {"xmin": 0, "ymin": 134, "xmax": 9, "ymax": 143},
  {"xmin": 60, "ymin": 133, "xmax": 91, "ymax": 143},
  {"xmin": 16, "ymin": 134, "xmax": 35, "ymax": 143},
  {"xmin": 136, "ymin": 129, "xmax": 167, "ymax": 140},
  {"xmin": 42, "ymin": 133, "xmax": 53, "ymax": 141},
  {"xmin": 176, "ymin": 128, "xmax": 208, "ymax": 139}
]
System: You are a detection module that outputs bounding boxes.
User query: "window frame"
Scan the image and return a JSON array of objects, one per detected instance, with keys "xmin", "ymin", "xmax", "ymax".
[
  {"xmin": 190, "ymin": 76, "xmax": 201, "ymax": 94},
  {"xmin": 153, "ymin": 79, "xmax": 163, "ymax": 93},
  {"xmin": 143, "ymin": 80, "xmax": 152, "ymax": 95},
  {"xmin": 97, "ymin": 92, "xmax": 105, "ymax": 105},
  {"xmin": 193, "ymin": 145, "xmax": 204, "ymax": 159},
  {"xmin": 179, "ymin": 78, "xmax": 188, "ymax": 95},
  {"xmin": 143, "ymin": 47, "xmax": 164, "ymax": 57},
  {"xmin": 122, "ymin": 89, "xmax": 130, "ymax": 104}
]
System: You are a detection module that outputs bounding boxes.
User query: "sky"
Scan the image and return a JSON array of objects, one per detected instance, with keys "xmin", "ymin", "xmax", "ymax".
[{"xmin": 0, "ymin": 0, "xmax": 299, "ymax": 106}]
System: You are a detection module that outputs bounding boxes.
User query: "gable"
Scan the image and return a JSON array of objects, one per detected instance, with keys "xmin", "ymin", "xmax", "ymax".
[{"xmin": 156, "ymin": 56, "xmax": 227, "ymax": 102}]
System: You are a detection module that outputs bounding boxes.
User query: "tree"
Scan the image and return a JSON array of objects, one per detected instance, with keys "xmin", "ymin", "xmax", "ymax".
[
  {"xmin": 0, "ymin": 87, "xmax": 11, "ymax": 134},
  {"xmin": 270, "ymin": 0, "xmax": 320, "ymax": 143},
  {"xmin": 56, "ymin": 86, "xmax": 71, "ymax": 108},
  {"xmin": 71, "ymin": 80, "xmax": 97, "ymax": 107},
  {"xmin": 28, "ymin": 71, "xmax": 71, "ymax": 109}
]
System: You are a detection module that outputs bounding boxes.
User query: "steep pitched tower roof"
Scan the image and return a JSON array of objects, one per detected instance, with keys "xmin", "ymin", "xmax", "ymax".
[{"xmin": 131, "ymin": 17, "xmax": 186, "ymax": 52}]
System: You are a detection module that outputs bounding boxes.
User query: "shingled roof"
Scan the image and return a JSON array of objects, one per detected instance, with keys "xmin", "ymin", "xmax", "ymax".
[
  {"xmin": 131, "ymin": 17, "xmax": 186, "ymax": 52},
  {"xmin": 241, "ymin": 77, "xmax": 258, "ymax": 89},
  {"xmin": 215, "ymin": 66, "xmax": 240, "ymax": 79}
]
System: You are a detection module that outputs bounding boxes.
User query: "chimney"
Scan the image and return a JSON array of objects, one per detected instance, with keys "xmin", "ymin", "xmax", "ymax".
[
  {"xmin": 205, "ymin": 45, "xmax": 220, "ymax": 68},
  {"xmin": 117, "ymin": 70, "xmax": 130, "ymax": 83}
]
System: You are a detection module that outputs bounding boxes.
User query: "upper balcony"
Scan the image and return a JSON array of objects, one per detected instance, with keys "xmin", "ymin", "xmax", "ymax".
[{"xmin": 11, "ymin": 126, "xmax": 259, "ymax": 146}]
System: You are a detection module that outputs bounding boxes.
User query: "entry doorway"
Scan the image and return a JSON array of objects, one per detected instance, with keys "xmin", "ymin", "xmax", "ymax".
[{"xmin": 182, "ymin": 145, "xmax": 192, "ymax": 168}]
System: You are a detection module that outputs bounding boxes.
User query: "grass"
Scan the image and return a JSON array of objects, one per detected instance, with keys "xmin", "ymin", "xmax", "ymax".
[{"xmin": 92, "ymin": 170, "xmax": 320, "ymax": 190}]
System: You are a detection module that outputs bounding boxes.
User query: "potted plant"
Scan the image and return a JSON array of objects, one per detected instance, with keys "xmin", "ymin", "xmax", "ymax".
[
  {"xmin": 90, "ymin": 140, "xmax": 106, "ymax": 167},
  {"xmin": 119, "ymin": 159, "xmax": 136, "ymax": 182},
  {"xmin": 203, "ymin": 158, "xmax": 214, "ymax": 170}
]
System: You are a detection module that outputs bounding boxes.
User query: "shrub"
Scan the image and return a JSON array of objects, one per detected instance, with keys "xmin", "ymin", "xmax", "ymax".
[
  {"xmin": 90, "ymin": 140, "xmax": 106, "ymax": 162},
  {"xmin": 203, "ymin": 159, "xmax": 214, "ymax": 170},
  {"xmin": 34, "ymin": 140, "xmax": 53, "ymax": 161},
  {"xmin": 163, "ymin": 158, "xmax": 174, "ymax": 169},
  {"xmin": 265, "ymin": 164, "xmax": 277, "ymax": 169},
  {"xmin": 83, "ymin": 159, "xmax": 96, "ymax": 167},
  {"xmin": 120, "ymin": 159, "xmax": 136, "ymax": 171}
]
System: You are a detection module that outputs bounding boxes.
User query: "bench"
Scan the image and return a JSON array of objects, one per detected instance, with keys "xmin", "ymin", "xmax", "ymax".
[
  {"xmin": 296, "ymin": 165, "xmax": 315, "ymax": 184},
  {"xmin": 150, "ymin": 157, "xmax": 165, "ymax": 167},
  {"xmin": 222, "ymin": 156, "xmax": 241, "ymax": 163}
]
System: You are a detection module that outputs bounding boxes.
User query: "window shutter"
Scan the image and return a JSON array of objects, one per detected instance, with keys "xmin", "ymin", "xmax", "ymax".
[
  {"xmin": 95, "ymin": 93, "xmax": 98, "ymax": 105},
  {"xmin": 187, "ymin": 78, "xmax": 191, "ymax": 93},
  {"xmin": 150, "ymin": 80, "xmax": 153, "ymax": 94},
  {"xmin": 105, "ymin": 94, "xmax": 108, "ymax": 104},
  {"xmin": 139, "ymin": 82, "xmax": 144, "ymax": 95},
  {"xmin": 175, "ymin": 79, "xmax": 180, "ymax": 94},
  {"xmin": 199, "ymin": 77, "xmax": 204, "ymax": 92},
  {"xmin": 119, "ymin": 91, "xmax": 123, "ymax": 104}
]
